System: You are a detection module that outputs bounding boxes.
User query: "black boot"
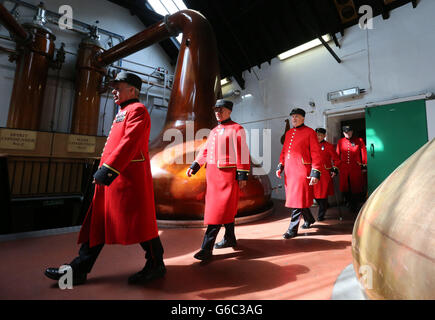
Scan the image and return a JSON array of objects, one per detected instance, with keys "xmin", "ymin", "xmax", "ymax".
[
  {"xmin": 343, "ymin": 191, "xmax": 352, "ymax": 208},
  {"xmin": 194, "ymin": 225, "xmax": 221, "ymax": 261},
  {"xmin": 127, "ymin": 261, "xmax": 166, "ymax": 285},
  {"xmin": 44, "ymin": 265, "xmax": 87, "ymax": 286},
  {"xmin": 44, "ymin": 242, "xmax": 104, "ymax": 286},
  {"xmin": 301, "ymin": 208, "xmax": 315, "ymax": 229},
  {"xmin": 129, "ymin": 237, "xmax": 166, "ymax": 285},
  {"xmin": 215, "ymin": 222, "xmax": 237, "ymax": 249},
  {"xmin": 349, "ymin": 193, "xmax": 360, "ymax": 213},
  {"xmin": 316, "ymin": 198, "xmax": 328, "ymax": 221},
  {"xmin": 350, "ymin": 192, "xmax": 365, "ymax": 214},
  {"xmin": 283, "ymin": 209, "xmax": 302, "ymax": 239},
  {"xmin": 193, "ymin": 249, "xmax": 213, "ymax": 261},
  {"xmin": 283, "ymin": 230, "xmax": 298, "ymax": 239}
]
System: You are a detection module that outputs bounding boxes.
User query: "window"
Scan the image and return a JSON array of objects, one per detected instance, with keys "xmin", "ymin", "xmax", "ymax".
[
  {"xmin": 148, "ymin": 0, "xmax": 187, "ymax": 43},
  {"xmin": 278, "ymin": 35, "xmax": 333, "ymax": 61}
]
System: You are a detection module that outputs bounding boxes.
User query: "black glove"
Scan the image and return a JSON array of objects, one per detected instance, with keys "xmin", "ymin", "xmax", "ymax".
[
  {"xmin": 189, "ymin": 161, "xmax": 201, "ymax": 175},
  {"xmin": 93, "ymin": 165, "xmax": 119, "ymax": 186},
  {"xmin": 236, "ymin": 171, "xmax": 249, "ymax": 181}
]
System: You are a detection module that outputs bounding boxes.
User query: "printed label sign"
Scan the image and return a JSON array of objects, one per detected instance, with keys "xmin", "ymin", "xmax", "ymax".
[
  {"xmin": 0, "ymin": 129, "xmax": 37, "ymax": 150},
  {"xmin": 67, "ymin": 134, "xmax": 96, "ymax": 153}
]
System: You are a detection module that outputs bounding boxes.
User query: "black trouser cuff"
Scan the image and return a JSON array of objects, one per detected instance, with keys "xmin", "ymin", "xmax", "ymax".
[
  {"xmin": 224, "ymin": 222, "xmax": 236, "ymax": 240},
  {"xmin": 69, "ymin": 242, "xmax": 104, "ymax": 274},
  {"xmin": 140, "ymin": 236, "xmax": 165, "ymax": 266},
  {"xmin": 201, "ymin": 224, "xmax": 221, "ymax": 250}
]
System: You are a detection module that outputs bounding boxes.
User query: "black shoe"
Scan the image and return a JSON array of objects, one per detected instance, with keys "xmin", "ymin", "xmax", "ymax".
[
  {"xmin": 44, "ymin": 266, "xmax": 87, "ymax": 285},
  {"xmin": 128, "ymin": 263, "xmax": 166, "ymax": 285},
  {"xmin": 283, "ymin": 230, "xmax": 297, "ymax": 239},
  {"xmin": 317, "ymin": 217, "xmax": 325, "ymax": 222},
  {"xmin": 301, "ymin": 221, "xmax": 314, "ymax": 229},
  {"xmin": 193, "ymin": 249, "xmax": 212, "ymax": 261},
  {"xmin": 214, "ymin": 238, "xmax": 237, "ymax": 249}
]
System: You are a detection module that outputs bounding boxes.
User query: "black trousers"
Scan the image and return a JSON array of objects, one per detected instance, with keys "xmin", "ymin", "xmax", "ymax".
[
  {"xmin": 343, "ymin": 175, "xmax": 366, "ymax": 212},
  {"xmin": 343, "ymin": 191, "xmax": 364, "ymax": 212},
  {"xmin": 69, "ymin": 236, "xmax": 164, "ymax": 274},
  {"xmin": 287, "ymin": 208, "xmax": 315, "ymax": 233},
  {"xmin": 315, "ymin": 198, "xmax": 328, "ymax": 220},
  {"xmin": 201, "ymin": 222, "xmax": 235, "ymax": 251}
]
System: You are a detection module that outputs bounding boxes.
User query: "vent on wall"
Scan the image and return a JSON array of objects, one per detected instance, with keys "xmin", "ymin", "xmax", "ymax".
[{"xmin": 333, "ymin": 0, "xmax": 359, "ymax": 24}]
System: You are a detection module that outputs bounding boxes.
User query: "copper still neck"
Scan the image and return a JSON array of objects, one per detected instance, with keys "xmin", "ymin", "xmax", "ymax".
[{"xmin": 95, "ymin": 10, "xmax": 220, "ymax": 142}]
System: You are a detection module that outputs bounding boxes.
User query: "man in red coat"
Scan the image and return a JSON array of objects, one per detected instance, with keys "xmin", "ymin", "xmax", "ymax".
[
  {"xmin": 44, "ymin": 72, "xmax": 165, "ymax": 285},
  {"xmin": 276, "ymin": 108, "xmax": 322, "ymax": 239},
  {"xmin": 336, "ymin": 125, "xmax": 367, "ymax": 213},
  {"xmin": 313, "ymin": 128, "xmax": 340, "ymax": 221},
  {"xmin": 186, "ymin": 99, "xmax": 250, "ymax": 261}
]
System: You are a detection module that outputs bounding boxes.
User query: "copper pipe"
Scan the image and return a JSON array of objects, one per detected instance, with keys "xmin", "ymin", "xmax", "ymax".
[
  {"xmin": 0, "ymin": 45, "xmax": 15, "ymax": 54},
  {"xmin": 95, "ymin": 19, "xmax": 176, "ymax": 67},
  {"xmin": 110, "ymin": 64, "xmax": 169, "ymax": 82},
  {"xmin": 0, "ymin": 3, "xmax": 28, "ymax": 41},
  {"xmin": 71, "ymin": 15, "xmax": 176, "ymax": 136}
]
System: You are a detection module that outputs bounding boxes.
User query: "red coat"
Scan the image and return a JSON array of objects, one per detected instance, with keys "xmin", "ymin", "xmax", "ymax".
[
  {"xmin": 195, "ymin": 120, "xmax": 250, "ymax": 225},
  {"xmin": 78, "ymin": 101, "xmax": 158, "ymax": 247},
  {"xmin": 336, "ymin": 136, "xmax": 367, "ymax": 193},
  {"xmin": 313, "ymin": 140, "xmax": 340, "ymax": 199},
  {"xmin": 279, "ymin": 125, "xmax": 322, "ymax": 208}
]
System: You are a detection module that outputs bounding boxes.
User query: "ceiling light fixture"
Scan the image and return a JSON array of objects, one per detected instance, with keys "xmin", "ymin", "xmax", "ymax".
[
  {"xmin": 278, "ymin": 34, "xmax": 333, "ymax": 61},
  {"xmin": 220, "ymin": 77, "xmax": 231, "ymax": 86},
  {"xmin": 327, "ymin": 87, "xmax": 366, "ymax": 101}
]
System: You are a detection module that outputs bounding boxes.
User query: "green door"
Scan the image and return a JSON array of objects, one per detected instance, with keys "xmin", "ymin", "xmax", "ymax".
[{"xmin": 365, "ymin": 99, "xmax": 428, "ymax": 195}]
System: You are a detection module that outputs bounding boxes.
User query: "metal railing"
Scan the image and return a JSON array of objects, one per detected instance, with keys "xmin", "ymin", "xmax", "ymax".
[{"xmin": 5, "ymin": 156, "xmax": 98, "ymax": 200}]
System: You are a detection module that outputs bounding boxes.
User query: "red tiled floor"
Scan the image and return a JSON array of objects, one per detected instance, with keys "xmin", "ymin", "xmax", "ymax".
[{"xmin": 0, "ymin": 199, "xmax": 356, "ymax": 300}]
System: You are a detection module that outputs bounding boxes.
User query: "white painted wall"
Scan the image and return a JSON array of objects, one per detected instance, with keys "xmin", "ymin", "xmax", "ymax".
[
  {"xmin": 223, "ymin": 1, "xmax": 435, "ymax": 200},
  {"xmin": 0, "ymin": 0, "xmax": 173, "ymax": 138},
  {"xmin": 426, "ymin": 100, "xmax": 435, "ymax": 141}
]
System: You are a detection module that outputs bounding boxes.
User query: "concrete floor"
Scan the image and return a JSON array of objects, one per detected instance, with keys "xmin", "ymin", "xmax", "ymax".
[{"xmin": 0, "ymin": 199, "xmax": 359, "ymax": 300}]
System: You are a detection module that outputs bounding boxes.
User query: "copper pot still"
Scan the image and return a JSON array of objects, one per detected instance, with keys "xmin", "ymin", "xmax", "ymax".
[
  {"xmin": 4, "ymin": 4, "xmax": 56, "ymax": 130},
  {"xmin": 352, "ymin": 139, "xmax": 435, "ymax": 299},
  {"xmin": 95, "ymin": 10, "xmax": 272, "ymax": 220},
  {"xmin": 70, "ymin": 27, "xmax": 106, "ymax": 136},
  {"xmin": 146, "ymin": 11, "xmax": 272, "ymax": 220}
]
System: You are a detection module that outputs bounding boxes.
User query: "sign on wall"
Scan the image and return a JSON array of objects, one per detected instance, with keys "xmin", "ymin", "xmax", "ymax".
[
  {"xmin": 67, "ymin": 134, "xmax": 96, "ymax": 153},
  {"xmin": 0, "ymin": 129, "xmax": 37, "ymax": 150}
]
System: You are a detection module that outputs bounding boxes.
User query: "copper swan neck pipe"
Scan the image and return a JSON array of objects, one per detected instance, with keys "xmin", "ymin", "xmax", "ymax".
[
  {"xmin": 96, "ymin": 9, "xmax": 221, "ymax": 138},
  {"xmin": 95, "ymin": 19, "xmax": 174, "ymax": 67},
  {"xmin": 95, "ymin": 10, "xmax": 201, "ymax": 67}
]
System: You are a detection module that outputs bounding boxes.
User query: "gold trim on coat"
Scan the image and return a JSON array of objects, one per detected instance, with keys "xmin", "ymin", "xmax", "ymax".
[
  {"xmin": 102, "ymin": 163, "xmax": 120, "ymax": 175},
  {"xmin": 131, "ymin": 151, "xmax": 145, "ymax": 162}
]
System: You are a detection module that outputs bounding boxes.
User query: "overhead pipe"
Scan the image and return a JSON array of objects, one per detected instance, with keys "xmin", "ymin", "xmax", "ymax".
[
  {"xmin": 93, "ymin": 10, "xmax": 220, "ymax": 145},
  {"xmin": 110, "ymin": 64, "xmax": 172, "ymax": 82},
  {"xmin": 3, "ymin": 0, "xmax": 125, "ymax": 44},
  {"xmin": 70, "ymin": 14, "xmax": 177, "ymax": 135},
  {"xmin": 0, "ymin": 3, "xmax": 28, "ymax": 41},
  {"xmin": 95, "ymin": 18, "xmax": 175, "ymax": 67},
  {"xmin": 0, "ymin": 45, "xmax": 16, "ymax": 55},
  {"xmin": 73, "ymin": 10, "xmax": 220, "ymax": 137}
]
